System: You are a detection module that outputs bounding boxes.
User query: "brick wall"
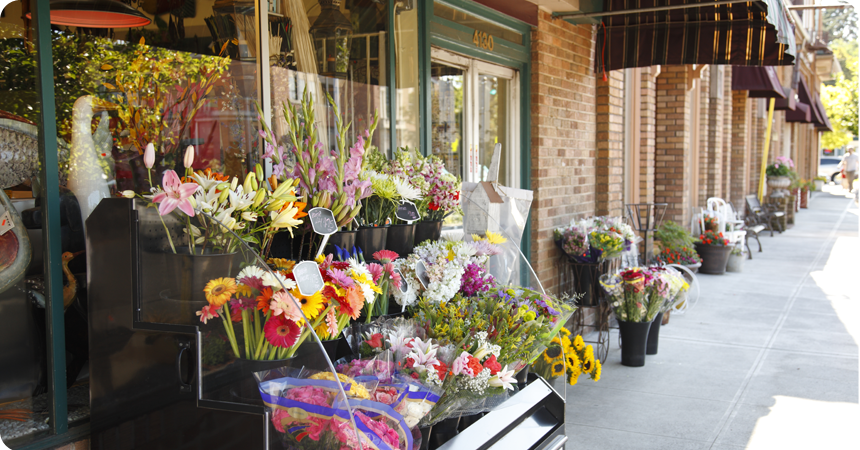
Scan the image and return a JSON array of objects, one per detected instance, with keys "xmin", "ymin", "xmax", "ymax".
[
  {"xmin": 722, "ymin": 69, "xmax": 733, "ymax": 201},
  {"xmin": 639, "ymin": 67, "xmax": 657, "ymax": 204},
  {"xmin": 595, "ymin": 70, "xmax": 625, "ymax": 216},
  {"xmin": 654, "ymin": 66, "xmax": 692, "ymax": 224},
  {"xmin": 706, "ymin": 66, "xmax": 724, "ymax": 201},
  {"xmin": 529, "ymin": 11, "xmax": 596, "ymax": 294},
  {"xmin": 730, "ymin": 90, "xmax": 751, "ymax": 210}
]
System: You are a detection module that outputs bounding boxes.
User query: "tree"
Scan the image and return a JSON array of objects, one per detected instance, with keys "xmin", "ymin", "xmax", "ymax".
[
  {"xmin": 823, "ymin": 7, "xmax": 859, "ymax": 42},
  {"xmin": 821, "ymin": 69, "xmax": 858, "ymax": 149}
]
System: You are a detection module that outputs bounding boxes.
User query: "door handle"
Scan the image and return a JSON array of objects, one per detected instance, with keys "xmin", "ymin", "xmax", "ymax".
[{"xmin": 176, "ymin": 339, "xmax": 193, "ymax": 393}]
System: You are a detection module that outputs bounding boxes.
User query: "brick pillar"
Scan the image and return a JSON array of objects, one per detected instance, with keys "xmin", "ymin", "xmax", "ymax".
[
  {"xmin": 731, "ymin": 90, "xmax": 751, "ymax": 210},
  {"xmin": 706, "ymin": 66, "xmax": 724, "ymax": 200},
  {"xmin": 654, "ymin": 66, "xmax": 692, "ymax": 225},
  {"xmin": 697, "ymin": 68, "xmax": 711, "ymax": 207},
  {"xmin": 596, "ymin": 70, "xmax": 625, "ymax": 216},
  {"xmin": 529, "ymin": 12, "xmax": 596, "ymax": 294},
  {"xmin": 639, "ymin": 67, "xmax": 657, "ymax": 204},
  {"xmin": 722, "ymin": 69, "xmax": 733, "ymax": 201}
]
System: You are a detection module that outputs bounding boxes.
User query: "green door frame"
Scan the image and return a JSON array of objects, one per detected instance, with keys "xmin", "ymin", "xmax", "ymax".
[{"xmin": 419, "ymin": 0, "xmax": 534, "ymax": 285}]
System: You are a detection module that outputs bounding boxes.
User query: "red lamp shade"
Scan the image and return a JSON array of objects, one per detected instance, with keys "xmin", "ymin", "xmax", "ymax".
[{"xmin": 26, "ymin": 0, "xmax": 152, "ymax": 28}]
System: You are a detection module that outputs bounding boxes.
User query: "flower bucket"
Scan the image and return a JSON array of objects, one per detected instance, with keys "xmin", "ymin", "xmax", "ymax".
[
  {"xmin": 269, "ymin": 229, "xmax": 313, "ymax": 260},
  {"xmin": 646, "ymin": 312, "xmax": 664, "ymax": 355},
  {"xmin": 694, "ymin": 243, "xmax": 732, "ymax": 275},
  {"xmin": 800, "ymin": 189, "xmax": 809, "ymax": 209},
  {"xmin": 424, "ymin": 417, "xmax": 460, "ymax": 449},
  {"xmin": 414, "ymin": 220, "xmax": 443, "ymax": 246},
  {"xmin": 385, "ymin": 223, "xmax": 415, "ymax": 258},
  {"xmin": 323, "ymin": 230, "xmax": 357, "ymax": 255},
  {"xmin": 618, "ymin": 319, "xmax": 651, "ymax": 367},
  {"xmin": 726, "ymin": 252, "xmax": 745, "ymax": 272},
  {"xmin": 355, "ymin": 225, "xmax": 389, "ymax": 260},
  {"xmin": 164, "ymin": 247, "xmax": 235, "ymax": 304}
]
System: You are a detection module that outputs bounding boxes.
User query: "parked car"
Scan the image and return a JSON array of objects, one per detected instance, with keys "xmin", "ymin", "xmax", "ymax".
[{"xmin": 819, "ymin": 157, "xmax": 842, "ymax": 182}]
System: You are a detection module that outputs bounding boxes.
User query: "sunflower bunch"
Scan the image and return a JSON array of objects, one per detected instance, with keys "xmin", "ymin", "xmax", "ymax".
[{"xmin": 532, "ymin": 328, "xmax": 601, "ymax": 386}]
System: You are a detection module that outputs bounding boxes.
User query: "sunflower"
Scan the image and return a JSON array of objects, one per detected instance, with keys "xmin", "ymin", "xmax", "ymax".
[
  {"xmin": 203, "ymin": 278, "xmax": 237, "ymax": 307},
  {"xmin": 573, "ymin": 335, "xmax": 585, "ymax": 351},
  {"xmin": 543, "ymin": 345, "xmax": 562, "ymax": 364},
  {"xmin": 559, "ymin": 327, "xmax": 571, "ymax": 338},
  {"xmin": 550, "ymin": 336, "xmax": 561, "ymax": 346},
  {"xmin": 568, "ymin": 369, "xmax": 581, "ymax": 386},
  {"xmin": 582, "ymin": 355, "xmax": 594, "ymax": 374},
  {"xmin": 592, "ymin": 360, "xmax": 602, "ymax": 382},
  {"xmin": 566, "ymin": 352, "xmax": 580, "ymax": 372},
  {"xmin": 550, "ymin": 359, "xmax": 565, "ymax": 378},
  {"xmin": 289, "ymin": 287, "xmax": 325, "ymax": 320}
]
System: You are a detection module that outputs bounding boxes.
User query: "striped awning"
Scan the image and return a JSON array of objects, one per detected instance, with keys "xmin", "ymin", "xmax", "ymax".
[{"xmin": 596, "ymin": 0, "xmax": 796, "ymax": 73}]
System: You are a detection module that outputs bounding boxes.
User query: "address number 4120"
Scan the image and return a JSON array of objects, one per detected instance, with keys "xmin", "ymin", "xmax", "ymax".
[{"xmin": 473, "ymin": 30, "xmax": 494, "ymax": 51}]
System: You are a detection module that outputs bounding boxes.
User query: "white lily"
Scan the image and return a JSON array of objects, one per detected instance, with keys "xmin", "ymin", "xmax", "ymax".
[
  {"xmin": 242, "ymin": 211, "xmax": 258, "ymax": 222},
  {"xmin": 183, "ymin": 224, "xmax": 205, "ymax": 244},
  {"xmin": 270, "ymin": 203, "xmax": 303, "ymax": 236},
  {"xmin": 488, "ymin": 365, "xmax": 516, "ymax": 390},
  {"xmin": 407, "ymin": 345, "xmax": 439, "ymax": 372},
  {"xmin": 191, "ymin": 171, "xmax": 222, "ymax": 191},
  {"xmin": 229, "ymin": 186, "xmax": 255, "ymax": 211}
]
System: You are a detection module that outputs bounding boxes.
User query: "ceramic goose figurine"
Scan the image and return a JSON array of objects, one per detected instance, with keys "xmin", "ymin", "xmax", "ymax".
[{"xmin": 68, "ymin": 96, "xmax": 115, "ymax": 222}]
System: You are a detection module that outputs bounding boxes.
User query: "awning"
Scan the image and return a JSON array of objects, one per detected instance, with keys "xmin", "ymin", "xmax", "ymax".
[
  {"xmin": 773, "ymin": 86, "xmax": 796, "ymax": 111},
  {"xmin": 595, "ymin": 0, "xmax": 796, "ymax": 73},
  {"xmin": 811, "ymin": 93, "xmax": 833, "ymax": 132},
  {"xmin": 731, "ymin": 66, "xmax": 786, "ymax": 98},
  {"xmin": 785, "ymin": 102, "xmax": 811, "ymax": 123}
]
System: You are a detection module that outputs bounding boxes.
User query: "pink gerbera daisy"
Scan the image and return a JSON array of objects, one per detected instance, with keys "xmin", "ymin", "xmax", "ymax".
[
  {"xmin": 372, "ymin": 250, "xmax": 399, "ymax": 264},
  {"xmin": 264, "ymin": 315, "xmax": 301, "ymax": 348},
  {"xmin": 196, "ymin": 304, "xmax": 219, "ymax": 324},
  {"xmin": 270, "ymin": 290, "xmax": 304, "ymax": 322},
  {"xmin": 366, "ymin": 263, "xmax": 384, "ymax": 283},
  {"xmin": 326, "ymin": 268, "xmax": 355, "ymax": 289},
  {"xmin": 325, "ymin": 308, "xmax": 339, "ymax": 338}
]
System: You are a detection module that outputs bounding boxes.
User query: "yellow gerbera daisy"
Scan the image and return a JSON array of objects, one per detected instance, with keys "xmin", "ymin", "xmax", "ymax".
[
  {"xmin": 289, "ymin": 287, "xmax": 325, "ymax": 320},
  {"xmin": 314, "ymin": 322, "xmax": 330, "ymax": 340},
  {"xmin": 573, "ymin": 335, "xmax": 585, "ymax": 351},
  {"xmin": 203, "ymin": 277, "xmax": 237, "ymax": 307},
  {"xmin": 484, "ymin": 230, "xmax": 507, "ymax": 244},
  {"xmin": 236, "ymin": 284, "xmax": 254, "ymax": 298},
  {"xmin": 592, "ymin": 360, "xmax": 602, "ymax": 382},
  {"xmin": 352, "ymin": 273, "xmax": 382, "ymax": 293}
]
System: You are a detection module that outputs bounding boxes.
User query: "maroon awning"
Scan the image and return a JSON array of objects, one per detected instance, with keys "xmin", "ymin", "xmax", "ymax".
[
  {"xmin": 785, "ymin": 102, "xmax": 811, "ymax": 123},
  {"xmin": 773, "ymin": 86, "xmax": 796, "ymax": 111},
  {"xmin": 811, "ymin": 93, "xmax": 833, "ymax": 132},
  {"xmin": 732, "ymin": 66, "xmax": 786, "ymax": 98}
]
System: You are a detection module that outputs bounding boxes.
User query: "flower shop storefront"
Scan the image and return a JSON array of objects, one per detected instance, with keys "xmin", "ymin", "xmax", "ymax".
[{"xmin": 0, "ymin": 1, "xmax": 553, "ymax": 449}]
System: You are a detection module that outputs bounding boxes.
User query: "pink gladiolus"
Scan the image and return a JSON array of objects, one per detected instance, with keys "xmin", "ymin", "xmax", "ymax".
[{"xmin": 152, "ymin": 170, "xmax": 198, "ymax": 216}]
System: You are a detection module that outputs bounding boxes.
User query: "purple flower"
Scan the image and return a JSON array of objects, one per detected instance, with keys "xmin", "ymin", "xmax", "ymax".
[{"xmin": 460, "ymin": 263, "xmax": 495, "ymax": 296}]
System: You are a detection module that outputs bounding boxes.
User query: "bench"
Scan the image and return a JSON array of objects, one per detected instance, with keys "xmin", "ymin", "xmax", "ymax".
[{"xmin": 745, "ymin": 195, "xmax": 785, "ymax": 236}]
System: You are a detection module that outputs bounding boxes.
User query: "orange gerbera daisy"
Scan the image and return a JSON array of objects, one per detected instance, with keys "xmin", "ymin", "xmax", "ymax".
[
  {"xmin": 256, "ymin": 287, "xmax": 274, "ymax": 314},
  {"xmin": 337, "ymin": 286, "xmax": 364, "ymax": 320},
  {"xmin": 203, "ymin": 278, "xmax": 237, "ymax": 307}
]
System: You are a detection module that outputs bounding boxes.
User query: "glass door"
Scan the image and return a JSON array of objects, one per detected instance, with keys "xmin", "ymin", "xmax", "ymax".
[{"xmin": 430, "ymin": 48, "xmax": 520, "ymax": 188}]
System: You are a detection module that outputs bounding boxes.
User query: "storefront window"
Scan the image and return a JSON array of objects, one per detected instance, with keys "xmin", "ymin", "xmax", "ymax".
[
  {"xmin": 394, "ymin": 4, "xmax": 419, "ymax": 151},
  {"xmin": 269, "ymin": 0, "xmax": 389, "ymax": 155}
]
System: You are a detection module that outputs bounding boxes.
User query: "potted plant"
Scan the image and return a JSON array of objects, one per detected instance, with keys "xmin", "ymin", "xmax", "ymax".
[
  {"xmin": 813, "ymin": 176, "xmax": 827, "ymax": 191},
  {"xmin": 654, "ymin": 221, "xmax": 702, "ymax": 272},
  {"xmin": 765, "ymin": 156, "xmax": 794, "ymax": 196},
  {"xmin": 694, "ymin": 230, "xmax": 732, "ymax": 275},
  {"xmin": 726, "ymin": 246, "xmax": 746, "ymax": 272}
]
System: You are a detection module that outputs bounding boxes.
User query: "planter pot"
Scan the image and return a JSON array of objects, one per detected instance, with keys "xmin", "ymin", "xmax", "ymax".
[
  {"xmin": 767, "ymin": 175, "xmax": 791, "ymax": 190},
  {"xmin": 694, "ymin": 243, "xmax": 732, "ymax": 275},
  {"xmin": 355, "ymin": 225, "xmax": 389, "ymax": 260},
  {"xmin": 386, "ymin": 223, "xmax": 415, "ymax": 258},
  {"xmin": 569, "ymin": 262, "xmax": 604, "ymax": 307},
  {"xmin": 227, "ymin": 357, "xmax": 296, "ymax": 406},
  {"xmin": 269, "ymin": 230, "xmax": 313, "ymax": 260},
  {"xmin": 618, "ymin": 319, "xmax": 651, "ymax": 367},
  {"xmin": 426, "ymin": 417, "xmax": 460, "ymax": 449},
  {"xmin": 165, "ymin": 247, "xmax": 236, "ymax": 304},
  {"xmin": 414, "ymin": 220, "xmax": 443, "ymax": 246},
  {"xmin": 646, "ymin": 312, "xmax": 664, "ymax": 355},
  {"xmin": 800, "ymin": 189, "xmax": 809, "ymax": 209},
  {"xmin": 682, "ymin": 262, "xmax": 701, "ymax": 274},
  {"xmin": 726, "ymin": 252, "xmax": 745, "ymax": 272},
  {"xmin": 324, "ymin": 230, "xmax": 358, "ymax": 256},
  {"xmin": 514, "ymin": 365, "xmax": 529, "ymax": 389},
  {"xmin": 814, "ymin": 179, "xmax": 824, "ymax": 191}
]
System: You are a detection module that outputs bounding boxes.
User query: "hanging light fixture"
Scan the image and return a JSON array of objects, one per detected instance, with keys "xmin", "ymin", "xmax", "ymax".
[
  {"xmin": 310, "ymin": 0, "xmax": 353, "ymax": 79},
  {"xmin": 26, "ymin": 0, "xmax": 152, "ymax": 28}
]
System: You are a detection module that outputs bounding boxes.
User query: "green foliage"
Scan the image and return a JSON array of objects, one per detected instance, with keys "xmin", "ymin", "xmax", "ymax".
[
  {"xmin": 654, "ymin": 221, "xmax": 696, "ymax": 251},
  {"xmin": 823, "ymin": 7, "xmax": 859, "ymax": 43}
]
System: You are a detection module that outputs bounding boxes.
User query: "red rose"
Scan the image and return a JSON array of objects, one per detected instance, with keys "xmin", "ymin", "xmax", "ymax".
[
  {"xmin": 404, "ymin": 358, "xmax": 415, "ymax": 369},
  {"xmin": 466, "ymin": 356, "xmax": 484, "ymax": 376},
  {"xmin": 482, "ymin": 355, "xmax": 502, "ymax": 375},
  {"xmin": 367, "ymin": 333, "xmax": 384, "ymax": 349},
  {"xmin": 411, "ymin": 372, "xmax": 419, "ymax": 379}
]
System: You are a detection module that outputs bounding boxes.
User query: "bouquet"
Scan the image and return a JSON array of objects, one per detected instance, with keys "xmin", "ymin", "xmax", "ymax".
[
  {"xmin": 600, "ymin": 267, "xmax": 652, "ymax": 323},
  {"xmin": 554, "ymin": 216, "xmax": 636, "ymax": 263},
  {"xmin": 356, "ymin": 148, "xmax": 422, "ymax": 227},
  {"xmin": 532, "ymin": 328, "xmax": 601, "ymax": 386},
  {"xmin": 389, "ymin": 148, "xmax": 460, "ymax": 221}
]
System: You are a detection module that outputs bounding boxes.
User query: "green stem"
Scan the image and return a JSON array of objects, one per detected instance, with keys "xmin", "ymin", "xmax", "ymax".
[
  {"xmin": 186, "ymin": 216, "xmax": 196, "ymax": 254},
  {"xmin": 253, "ymin": 311, "xmax": 272, "ymax": 360},
  {"xmin": 285, "ymin": 305, "xmax": 333, "ymax": 357},
  {"xmin": 254, "ymin": 308, "xmax": 262, "ymax": 344},
  {"xmin": 241, "ymin": 309, "xmax": 252, "ymax": 358},
  {"xmin": 220, "ymin": 305, "xmax": 241, "ymax": 359}
]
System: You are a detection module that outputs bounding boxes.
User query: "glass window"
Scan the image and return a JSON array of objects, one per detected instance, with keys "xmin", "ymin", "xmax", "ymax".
[
  {"xmin": 430, "ymin": 62, "xmax": 465, "ymax": 177},
  {"xmin": 433, "ymin": 1, "xmax": 523, "ymax": 46},
  {"xmin": 269, "ymin": 0, "xmax": 390, "ymax": 155},
  {"xmin": 395, "ymin": 4, "xmax": 419, "ymax": 151}
]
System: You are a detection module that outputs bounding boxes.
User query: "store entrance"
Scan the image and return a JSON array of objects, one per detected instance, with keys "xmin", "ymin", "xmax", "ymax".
[{"xmin": 429, "ymin": 47, "xmax": 521, "ymax": 188}]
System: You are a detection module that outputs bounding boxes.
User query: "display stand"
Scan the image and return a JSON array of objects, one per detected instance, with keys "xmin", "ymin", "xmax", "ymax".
[{"xmin": 625, "ymin": 203, "xmax": 667, "ymax": 265}]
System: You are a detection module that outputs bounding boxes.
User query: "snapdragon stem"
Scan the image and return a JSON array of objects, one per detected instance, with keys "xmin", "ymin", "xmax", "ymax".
[{"xmin": 220, "ymin": 304, "xmax": 241, "ymax": 359}]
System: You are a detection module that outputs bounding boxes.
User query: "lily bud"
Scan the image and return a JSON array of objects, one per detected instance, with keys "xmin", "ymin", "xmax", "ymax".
[
  {"xmin": 121, "ymin": 190, "xmax": 135, "ymax": 198},
  {"xmin": 218, "ymin": 189, "xmax": 230, "ymax": 204},
  {"xmin": 144, "ymin": 143, "xmax": 155, "ymax": 169},
  {"xmin": 184, "ymin": 146, "xmax": 195, "ymax": 168},
  {"xmin": 252, "ymin": 189, "xmax": 266, "ymax": 208},
  {"xmin": 242, "ymin": 211, "xmax": 258, "ymax": 222},
  {"xmin": 243, "ymin": 173, "xmax": 256, "ymax": 194},
  {"xmin": 230, "ymin": 177, "xmax": 239, "ymax": 191},
  {"xmin": 255, "ymin": 164, "xmax": 264, "ymax": 183}
]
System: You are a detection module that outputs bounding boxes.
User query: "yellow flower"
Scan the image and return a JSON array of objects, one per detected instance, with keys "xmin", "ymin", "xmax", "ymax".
[
  {"xmin": 592, "ymin": 360, "xmax": 602, "ymax": 382},
  {"xmin": 550, "ymin": 359, "xmax": 565, "ymax": 378},
  {"xmin": 551, "ymin": 337, "xmax": 561, "ymax": 345},
  {"xmin": 267, "ymin": 258, "xmax": 296, "ymax": 271},
  {"xmin": 203, "ymin": 277, "xmax": 237, "ymax": 307},
  {"xmin": 289, "ymin": 287, "xmax": 325, "ymax": 320},
  {"xmin": 582, "ymin": 354, "xmax": 594, "ymax": 374},
  {"xmin": 484, "ymin": 230, "xmax": 507, "ymax": 244},
  {"xmin": 314, "ymin": 322, "xmax": 330, "ymax": 340},
  {"xmin": 352, "ymin": 273, "xmax": 382, "ymax": 293},
  {"xmin": 309, "ymin": 372, "xmax": 369, "ymax": 399},
  {"xmin": 542, "ymin": 345, "xmax": 562, "ymax": 364},
  {"xmin": 270, "ymin": 203, "xmax": 304, "ymax": 235},
  {"xmin": 573, "ymin": 335, "xmax": 585, "ymax": 351},
  {"xmin": 566, "ymin": 352, "xmax": 580, "ymax": 372},
  {"xmin": 559, "ymin": 327, "xmax": 571, "ymax": 337},
  {"xmin": 315, "ymin": 254, "xmax": 326, "ymax": 264},
  {"xmin": 447, "ymin": 249, "xmax": 455, "ymax": 261},
  {"xmin": 568, "ymin": 368, "xmax": 581, "ymax": 386},
  {"xmin": 236, "ymin": 284, "xmax": 253, "ymax": 298}
]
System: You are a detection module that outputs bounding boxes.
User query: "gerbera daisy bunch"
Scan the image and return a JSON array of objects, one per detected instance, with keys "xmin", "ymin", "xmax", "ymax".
[
  {"xmin": 312, "ymin": 254, "xmax": 370, "ymax": 339},
  {"xmin": 368, "ymin": 250, "xmax": 403, "ymax": 319}
]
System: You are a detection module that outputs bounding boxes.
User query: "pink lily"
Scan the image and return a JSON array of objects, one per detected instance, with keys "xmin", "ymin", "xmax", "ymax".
[
  {"xmin": 488, "ymin": 365, "xmax": 517, "ymax": 390},
  {"xmin": 152, "ymin": 170, "xmax": 198, "ymax": 217}
]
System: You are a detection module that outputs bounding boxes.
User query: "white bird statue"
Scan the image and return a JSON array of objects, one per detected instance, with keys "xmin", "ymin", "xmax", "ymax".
[{"xmin": 68, "ymin": 96, "xmax": 116, "ymax": 222}]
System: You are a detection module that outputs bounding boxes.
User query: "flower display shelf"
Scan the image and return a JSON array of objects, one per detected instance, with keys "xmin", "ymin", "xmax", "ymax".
[
  {"xmin": 557, "ymin": 256, "xmax": 619, "ymax": 308},
  {"xmin": 568, "ymin": 300, "xmax": 612, "ymax": 363}
]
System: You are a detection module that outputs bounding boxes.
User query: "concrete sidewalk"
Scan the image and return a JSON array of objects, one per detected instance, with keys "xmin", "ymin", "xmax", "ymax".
[{"xmin": 566, "ymin": 189, "xmax": 860, "ymax": 449}]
